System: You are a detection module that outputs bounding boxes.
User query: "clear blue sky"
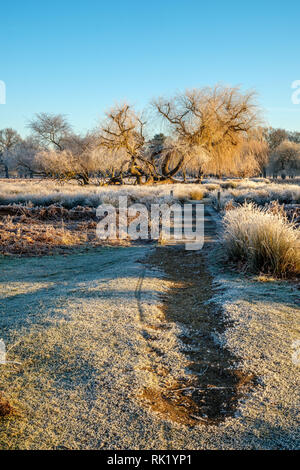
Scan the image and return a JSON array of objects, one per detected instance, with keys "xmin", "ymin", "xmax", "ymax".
[{"xmin": 1, "ymin": 0, "xmax": 299, "ymax": 136}]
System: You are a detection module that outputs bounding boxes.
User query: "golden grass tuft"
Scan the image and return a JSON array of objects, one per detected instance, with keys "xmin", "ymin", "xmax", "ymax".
[
  {"xmin": 223, "ymin": 202, "xmax": 300, "ymax": 278},
  {"xmin": 189, "ymin": 189, "xmax": 206, "ymax": 200}
]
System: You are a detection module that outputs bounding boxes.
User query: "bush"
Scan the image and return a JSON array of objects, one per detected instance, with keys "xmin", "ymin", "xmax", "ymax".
[{"xmin": 222, "ymin": 203, "xmax": 300, "ymax": 277}]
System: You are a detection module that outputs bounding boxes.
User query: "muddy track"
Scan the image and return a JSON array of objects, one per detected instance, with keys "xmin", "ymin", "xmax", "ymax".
[{"xmin": 137, "ymin": 205, "xmax": 256, "ymax": 426}]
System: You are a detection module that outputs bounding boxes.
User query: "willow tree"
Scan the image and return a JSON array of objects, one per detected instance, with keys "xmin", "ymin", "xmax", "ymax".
[
  {"xmin": 153, "ymin": 85, "xmax": 260, "ymax": 178},
  {"xmin": 240, "ymin": 129, "xmax": 269, "ymax": 177}
]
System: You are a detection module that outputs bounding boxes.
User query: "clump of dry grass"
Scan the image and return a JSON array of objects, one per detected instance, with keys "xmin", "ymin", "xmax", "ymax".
[
  {"xmin": 222, "ymin": 202, "xmax": 300, "ymax": 277},
  {"xmin": 189, "ymin": 189, "xmax": 206, "ymax": 200},
  {"xmin": 0, "ymin": 394, "xmax": 15, "ymax": 418}
]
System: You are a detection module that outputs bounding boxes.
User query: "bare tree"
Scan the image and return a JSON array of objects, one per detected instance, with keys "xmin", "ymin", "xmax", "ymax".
[
  {"xmin": 265, "ymin": 127, "xmax": 288, "ymax": 151},
  {"xmin": 99, "ymin": 104, "xmax": 156, "ymax": 184},
  {"xmin": 28, "ymin": 113, "xmax": 71, "ymax": 151},
  {"xmin": 288, "ymin": 131, "xmax": 300, "ymax": 144},
  {"xmin": 27, "ymin": 114, "xmax": 103, "ymax": 184},
  {"xmin": 11, "ymin": 137, "xmax": 41, "ymax": 177},
  {"xmin": 0, "ymin": 128, "xmax": 21, "ymax": 178},
  {"xmin": 33, "ymin": 133, "xmax": 102, "ymax": 185}
]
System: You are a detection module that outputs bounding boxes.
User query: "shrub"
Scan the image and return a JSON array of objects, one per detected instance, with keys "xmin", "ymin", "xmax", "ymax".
[{"xmin": 222, "ymin": 203, "xmax": 300, "ymax": 277}]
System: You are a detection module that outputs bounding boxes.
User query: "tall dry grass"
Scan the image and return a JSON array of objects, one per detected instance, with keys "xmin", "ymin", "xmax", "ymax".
[
  {"xmin": 0, "ymin": 215, "xmax": 90, "ymax": 255},
  {"xmin": 222, "ymin": 203, "xmax": 300, "ymax": 277},
  {"xmin": 189, "ymin": 188, "xmax": 207, "ymax": 200}
]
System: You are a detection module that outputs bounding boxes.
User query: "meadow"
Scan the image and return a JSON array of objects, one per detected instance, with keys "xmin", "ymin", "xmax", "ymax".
[
  {"xmin": 0, "ymin": 177, "xmax": 299, "ymax": 208},
  {"xmin": 0, "ymin": 176, "xmax": 299, "ymax": 450},
  {"xmin": 0, "ymin": 176, "xmax": 299, "ymax": 275}
]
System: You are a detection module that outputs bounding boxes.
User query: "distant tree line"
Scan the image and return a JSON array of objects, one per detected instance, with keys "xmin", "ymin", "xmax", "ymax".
[{"xmin": 0, "ymin": 85, "xmax": 300, "ymax": 184}]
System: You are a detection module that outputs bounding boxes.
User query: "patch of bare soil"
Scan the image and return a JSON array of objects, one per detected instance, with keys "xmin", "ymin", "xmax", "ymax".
[{"xmin": 140, "ymin": 246, "xmax": 256, "ymax": 426}]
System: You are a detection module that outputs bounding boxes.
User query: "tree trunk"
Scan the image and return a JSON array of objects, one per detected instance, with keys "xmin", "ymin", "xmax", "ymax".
[
  {"xmin": 78, "ymin": 173, "xmax": 90, "ymax": 185},
  {"xmin": 4, "ymin": 165, "xmax": 9, "ymax": 179}
]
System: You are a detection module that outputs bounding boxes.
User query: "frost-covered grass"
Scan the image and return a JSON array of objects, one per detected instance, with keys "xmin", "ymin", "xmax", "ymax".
[
  {"xmin": 0, "ymin": 215, "xmax": 96, "ymax": 256},
  {"xmin": 210, "ymin": 180, "xmax": 300, "ymax": 208},
  {"xmin": 222, "ymin": 203, "xmax": 300, "ymax": 277},
  {"xmin": 0, "ymin": 178, "xmax": 299, "ymax": 209},
  {"xmin": 1, "ymin": 243, "xmax": 299, "ymax": 448},
  {"xmin": 0, "ymin": 179, "xmax": 204, "ymax": 208}
]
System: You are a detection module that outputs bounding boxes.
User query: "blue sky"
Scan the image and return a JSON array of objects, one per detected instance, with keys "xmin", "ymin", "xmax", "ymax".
[{"xmin": 0, "ymin": 0, "xmax": 299, "ymax": 136}]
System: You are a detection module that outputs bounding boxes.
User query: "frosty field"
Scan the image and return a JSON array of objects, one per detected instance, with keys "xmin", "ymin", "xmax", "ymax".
[
  {"xmin": 0, "ymin": 175, "xmax": 298, "ymax": 452},
  {"xmin": 0, "ymin": 243, "xmax": 299, "ymax": 449},
  {"xmin": 0, "ymin": 177, "xmax": 299, "ymax": 208},
  {"xmin": 2, "ymin": 0, "xmax": 300, "ymax": 455}
]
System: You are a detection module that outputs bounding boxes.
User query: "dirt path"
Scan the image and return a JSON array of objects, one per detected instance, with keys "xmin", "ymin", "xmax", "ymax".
[
  {"xmin": 0, "ymin": 204, "xmax": 299, "ymax": 449},
  {"xmin": 140, "ymin": 246, "xmax": 255, "ymax": 426}
]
